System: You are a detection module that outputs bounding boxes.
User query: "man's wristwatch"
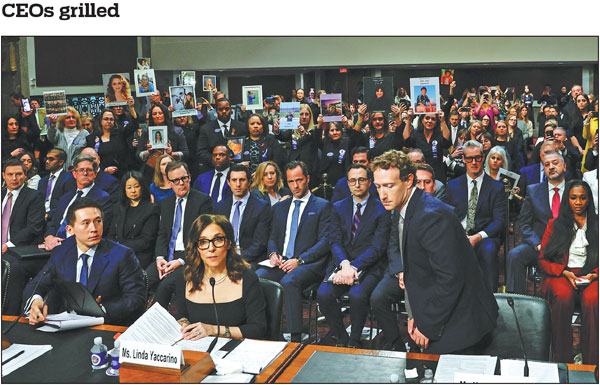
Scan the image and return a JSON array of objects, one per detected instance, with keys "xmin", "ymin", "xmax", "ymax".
[
  {"xmin": 296, "ymin": 257, "xmax": 305, "ymax": 265},
  {"xmin": 223, "ymin": 325, "xmax": 231, "ymax": 337}
]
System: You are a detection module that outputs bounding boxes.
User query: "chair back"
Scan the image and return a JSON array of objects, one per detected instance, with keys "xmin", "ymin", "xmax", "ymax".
[
  {"xmin": 1, "ymin": 260, "xmax": 9, "ymax": 313},
  {"xmin": 479, "ymin": 293, "xmax": 552, "ymax": 361},
  {"xmin": 259, "ymin": 278, "xmax": 284, "ymax": 341}
]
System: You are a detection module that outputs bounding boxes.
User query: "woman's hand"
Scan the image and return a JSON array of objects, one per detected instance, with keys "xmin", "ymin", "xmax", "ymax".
[
  {"xmin": 168, "ymin": 105, "xmax": 175, "ymax": 112},
  {"xmin": 127, "ymin": 96, "xmax": 135, "ymax": 108},
  {"xmin": 357, "ymin": 104, "xmax": 367, "ymax": 116},
  {"xmin": 317, "ymin": 114, "xmax": 324, "ymax": 127},
  {"xmin": 104, "ymin": 166, "xmax": 118, "ymax": 175},
  {"xmin": 181, "ymin": 322, "xmax": 214, "ymax": 341},
  {"xmin": 10, "ymin": 148, "xmax": 25, "ymax": 158},
  {"xmin": 48, "ymin": 114, "xmax": 57, "ymax": 124},
  {"xmin": 165, "ymin": 142, "xmax": 173, "ymax": 155},
  {"xmin": 562, "ymin": 270, "xmax": 578, "ymax": 289},
  {"xmin": 297, "ymin": 125, "xmax": 306, "ymax": 136},
  {"xmin": 450, "ymin": 146, "xmax": 463, "ymax": 159},
  {"xmin": 273, "ymin": 118, "xmax": 280, "ymax": 134}
]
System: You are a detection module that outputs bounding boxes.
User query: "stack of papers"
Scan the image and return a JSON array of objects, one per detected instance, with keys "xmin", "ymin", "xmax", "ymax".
[
  {"xmin": 220, "ymin": 339, "xmax": 287, "ymax": 374},
  {"xmin": 500, "ymin": 359, "xmax": 559, "ymax": 383},
  {"xmin": 2, "ymin": 344, "xmax": 53, "ymax": 376},
  {"xmin": 433, "ymin": 354, "xmax": 497, "ymax": 383},
  {"xmin": 37, "ymin": 311, "xmax": 104, "ymax": 332}
]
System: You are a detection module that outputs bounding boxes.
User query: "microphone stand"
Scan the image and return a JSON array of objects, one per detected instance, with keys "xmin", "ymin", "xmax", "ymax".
[
  {"xmin": 501, "ymin": 178, "xmax": 512, "ymax": 293},
  {"xmin": 507, "ymin": 298, "xmax": 529, "ymax": 377},
  {"xmin": 206, "ymin": 277, "xmax": 220, "ymax": 354}
]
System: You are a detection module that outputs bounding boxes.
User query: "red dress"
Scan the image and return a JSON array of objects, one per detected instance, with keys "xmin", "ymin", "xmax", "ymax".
[{"xmin": 538, "ymin": 219, "xmax": 598, "ymax": 365}]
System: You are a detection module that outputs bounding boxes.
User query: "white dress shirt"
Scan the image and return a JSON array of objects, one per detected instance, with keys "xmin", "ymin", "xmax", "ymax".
[
  {"xmin": 282, "ymin": 192, "xmax": 311, "ymax": 257},
  {"xmin": 209, "ymin": 167, "xmax": 229, "ymax": 202},
  {"xmin": 460, "ymin": 173, "xmax": 488, "ymax": 239},
  {"xmin": 75, "ymin": 244, "xmax": 97, "ymax": 283},
  {"xmin": 45, "ymin": 168, "xmax": 64, "ymax": 212},
  {"xmin": 2, "ymin": 184, "xmax": 25, "ymax": 246},
  {"xmin": 230, "ymin": 193, "xmax": 250, "ymax": 248},
  {"xmin": 157, "ymin": 193, "xmax": 188, "ymax": 266},
  {"xmin": 217, "ymin": 119, "xmax": 233, "ymax": 138},
  {"xmin": 548, "ymin": 179, "xmax": 565, "ymax": 211}
]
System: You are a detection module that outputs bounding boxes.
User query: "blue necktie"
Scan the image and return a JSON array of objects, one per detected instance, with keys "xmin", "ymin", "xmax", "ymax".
[
  {"xmin": 285, "ymin": 200, "xmax": 302, "ymax": 258},
  {"xmin": 79, "ymin": 253, "xmax": 89, "ymax": 286},
  {"xmin": 232, "ymin": 200, "xmax": 242, "ymax": 246},
  {"xmin": 168, "ymin": 198, "xmax": 183, "ymax": 261},
  {"xmin": 211, "ymin": 173, "xmax": 223, "ymax": 202},
  {"xmin": 57, "ymin": 190, "xmax": 83, "ymax": 238}
]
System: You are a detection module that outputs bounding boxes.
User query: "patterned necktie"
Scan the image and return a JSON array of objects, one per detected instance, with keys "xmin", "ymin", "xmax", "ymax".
[
  {"xmin": 168, "ymin": 198, "xmax": 183, "ymax": 261},
  {"xmin": 232, "ymin": 200, "xmax": 242, "ymax": 246},
  {"xmin": 2, "ymin": 192, "xmax": 13, "ymax": 245},
  {"xmin": 466, "ymin": 180, "xmax": 478, "ymax": 233},
  {"xmin": 45, "ymin": 175, "xmax": 56, "ymax": 201},
  {"xmin": 223, "ymin": 124, "xmax": 228, "ymax": 136},
  {"xmin": 551, "ymin": 187, "xmax": 560, "ymax": 218},
  {"xmin": 285, "ymin": 200, "xmax": 302, "ymax": 258},
  {"xmin": 211, "ymin": 173, "xmax": 223, "ymax": 202},
  {"xmin": 79, "ymin": 253, "xmax": 89, "ymax": 286},
  {"xmin": 352, "ymin": 202, "xmax": 362, "ymax": 239},
  {"xmin": 57, "ymin": 190, "xmax": 83, "ymax": 238}
]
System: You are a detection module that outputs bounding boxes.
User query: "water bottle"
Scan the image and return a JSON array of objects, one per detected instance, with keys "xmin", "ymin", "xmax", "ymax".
[
  {"xmin": 90, "ymin": 336, "xmax": 109, "ymax": 370},
  {"xmin": 420, "ymin": 368, "xmax": 436, "ymax": 383},
  {"xmin": 106, "ymin": 340, "xmax": 120, "ymax": 376}
]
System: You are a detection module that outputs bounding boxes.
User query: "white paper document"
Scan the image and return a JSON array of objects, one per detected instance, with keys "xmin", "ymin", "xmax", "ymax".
[
  {"xmin": 221, "ymin": 339, "xmax": 287, "ymax": 374},
  {"xmin": 202, "ymin": 373, "xmax": 254, "ymax": 383},
  {"xmin": 500, "ymin": 359, "xmax": 559, "ymax": 383},
  {"xmin": 257, "ymin": 259, "xmax": 276, "ymax": 268},
  {"xmin": 433, "ymin": 354, "xmax": 497, "ymax": 383},
  {"xmin": 37, "ymin": 311, "xmax": 104, "ymax": 332},
  {"xmin": 2, "ymin": 344, "xmax": 53, "ymax": 376}
]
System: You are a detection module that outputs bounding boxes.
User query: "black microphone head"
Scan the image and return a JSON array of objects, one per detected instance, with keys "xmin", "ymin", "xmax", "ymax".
[
  {"xmin": 209, "ymin": 277, "xmax": 216, "ymax": 287},
  {"xmin": 507, "ymin": 297, "xmax": 514, "ymax": 307}
]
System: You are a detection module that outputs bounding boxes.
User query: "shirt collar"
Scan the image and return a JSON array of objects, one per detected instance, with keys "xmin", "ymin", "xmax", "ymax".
[
  {"xmin": 218, "ymin": 119, "xmax": 232, "ymax": 129},
  {"xmin": 215, "ymin": 167, "xmax": 229, "ymax": 178},
  {"xmin": 294, "ymin": 191, "xmax": 311, "ymax": 205},
  {"xmin": 467, "ymin": 172, "xmax": 485, "ymax": 186},
  {"xmin": 399, "ymin": 187, "xmax": 416, "ymax": 220},
  {"xmin": 51, "ymin": 168, "xmax": 63, "ymax": 178},
  {"xmin": 8, "ymin": 183, "xmax": 25, "ymax": 195},
  {"xmin": 77, "ymin": 244, "xmax": 98, "ymax": 258},
  {"xmin": 234, "ymin": 192, "xmax": 250, "ymax": 205},
  {"xmin": 78, "ymin": 183, "xmax": 94, "ymax": 195},
  {"xmin": 548, "ymin": 179, "xmax": 566, "ymax": 192},
  {"xmin": 352, "ymin": 194, "xmax": 370, "ymax": 208}
]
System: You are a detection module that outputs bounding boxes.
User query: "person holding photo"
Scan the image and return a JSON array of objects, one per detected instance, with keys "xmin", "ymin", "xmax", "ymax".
[
  {"xmin": 105, "ymin": 74, "xmax": 130, "ymax": 104},
  {"xmin": 238, "ymin": 114, "xmax": 286, "ymax": 174},
  {"xmin": 85, "ymin": 109, "xmax": 128, "ymax": 179},
  {"xmin": 137, "ymin": 103, "xmax": 189, "ymax": 162},
  {"xmin": 138, "ymin": 74, "xmax": 155, "ymax": 94},
  {"xmin": 47, "ymin": 107, "xmax": 89, "ymax": 170},
  {"xmin": 352, "ymin": 104, "xmax": 405, "ymax": 161}
]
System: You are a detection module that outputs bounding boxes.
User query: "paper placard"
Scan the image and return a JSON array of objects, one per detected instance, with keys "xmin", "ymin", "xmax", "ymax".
[
  {"xmin": 454, "ymin": 372, "xmax": 537, "ymax": 383},
  {"xmin": 120, "ymin": 340, "xmax": 183, "ymax": 369}
]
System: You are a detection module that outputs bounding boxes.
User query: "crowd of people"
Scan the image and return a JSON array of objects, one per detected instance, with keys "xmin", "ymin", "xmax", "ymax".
[{"xmin": 2, "ymin": 79, "xmax": 598, "ymax": 365}]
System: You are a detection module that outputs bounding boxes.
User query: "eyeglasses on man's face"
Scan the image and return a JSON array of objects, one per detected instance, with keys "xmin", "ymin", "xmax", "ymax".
[
  {"xmin": 463, "ymin": 155, "xmax": 483, "ymax": 163},
  {"xmin": 348, "ymin": 177, "xmax": 369, "ymax": 185},
  {"xmin": 169, "ymin": 175, "xmax": 190, "ymax": 184},
  {"xmin": 197, "ymin": 236, "xmax": 227, "ymax": 250},
  {"xmin": 75, "ymin": 168, "xmax": 95, "ymax": 175}
]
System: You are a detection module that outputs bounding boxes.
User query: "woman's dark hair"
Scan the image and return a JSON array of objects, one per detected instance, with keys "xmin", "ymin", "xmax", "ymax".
[
  {"xmin": 416, "ymin": 113, "xmax": 441, "ymax": 133},
  {"xmin": 148, "ymin": 103, "xmax": 172, "ymax": 129},
  {"xmin": 18, "ymin": 151, "xmax": 39, "ymax": 180},
  {"xmin": 576, "ymin": 93, "xmax": 590, "ymax": 112},
  {"xmin": 2, "ymin": 115, "xmax": 22, "ymax": 138},
  {"xmin": 184, "ymin": 214, "xmax": 250, "ymax": 293},
  {"xmin": 94, "ymin": 109, "xmax": 117, "ymax": 136},
  {"xmin": 119, "ymin": 171, "xmax": 151, "ymax": 206},
  {"xmin": 245, "ymin": 113, "xmax": 267, "ymax": 138},
  {"xmin": 369, "ymin": 111, "xmax": 388, "ymax": 136},
  {"xmin": 542, "ymin": 180, "xmax": 598, "ymax": 275}
]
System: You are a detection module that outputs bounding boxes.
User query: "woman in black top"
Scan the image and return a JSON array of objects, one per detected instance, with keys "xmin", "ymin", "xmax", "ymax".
[
  {"xmin": 240, "ymin": 114, "xmax": 286, "ymax": 174},
  {"xmin": 108, "ymin": 171, "xmax": 160, "ymax": 268},
  {"xmin": 569, "ymin": 93, "xmax": 591, "ymax": 155},
  {"xmin": 312, "ymin": 120, "xmax": 354, "ymax": 186},
  {"xmin": 492, "ymin": 119, "xmax": 522, "ymax": 172},
  {"xmin": 176, "ymin": 214, "xmax": 267, "ymax": 340},
  {"xmin": 86, "ymin": 109, "xmax": 128, "ymax": 179},
  {"xmin": 2, "ymin": 115, "xmax": 35, "ymax": 162}
]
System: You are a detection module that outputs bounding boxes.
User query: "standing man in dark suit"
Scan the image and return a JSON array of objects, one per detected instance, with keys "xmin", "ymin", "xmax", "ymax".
[
  {"xmin": 1, "ymin": 159, "xmax": 46, "ymax": 315},
  {"xmin": 370, "ymin": 150, "xmax": 498, "ymax": 354},
  {"xmin": 256, "ymin": 161, "xmax": 331, "ymax": 343},
  {"xmin": 317, "ymin": 164, "xmax": 390, "ymax": 348},
  {"xmin": 215, "ymin": 164, "xmax": 271, "ymax": 267},
  {"xmin": 192, "ymin": 145, "xmax": 232, "ymax": 204},
  {"xmin": 24, "ymin": 198, "xmax": 146, "ymax": 326},
  {"xmin": 506, "ymin": 151, "xmax": 566, "ymax": 294},
  {"xmin": 446, "ymin": 140, "xmax": 506, "ymax": 293},
  {"xmin": 38, "ymin": 148, "xmax": 69, "ymax": 215},
  {"xmin": 196, "ymin": 97, "xmax": 247, "ymax": 172},
  {"xmin": 43, "ymin": 154, "xmax": 113, "ymax": 251},
  {"xmin": 553, "ymin": 127, "xmax": 582, "ymax": 179},
  {"xmin": 147, "ymin": 161, "xmax": 213, "ymax": 309},
  {"xmin": 63, "ymin": 148, "xmax": 120, "ymax": 205}
]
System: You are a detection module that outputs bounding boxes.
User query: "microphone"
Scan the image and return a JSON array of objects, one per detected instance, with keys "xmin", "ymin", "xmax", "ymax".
[
  {"xmin": 206, "ymin": 277, "xmax": 220, "ymax": 354},
  {"xmin": 507, "ymin": 297, "xmax": 529, "ymax": 377},
  {"xmin": 4, "ymin": 267, "xmax": 52, "ymax": 336}
]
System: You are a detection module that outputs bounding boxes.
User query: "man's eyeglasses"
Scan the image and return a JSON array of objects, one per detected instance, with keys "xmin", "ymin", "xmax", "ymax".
[
  {"xmin": 75, "ymin": 168, "xmax": 95, "ymax": 175},
  {"xmin": 169, "ymin": 175, "xmax": 190, "ymax": 185},
  {"xmin": 197, "ymin": 236, "xmax": 227, "ymax": 250},
  {"xmin": 348, "ymin": 177, "xmax": 369, "ymax": 185},
  {"xmin": 463, "ymin": 155, "xmax": 483, "ymax": 163}
]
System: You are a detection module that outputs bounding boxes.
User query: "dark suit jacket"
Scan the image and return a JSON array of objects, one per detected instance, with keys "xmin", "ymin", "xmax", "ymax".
[
  {"xmin": 192, "ymin": 169, "xmax": 232, "ymax": 203},
  {"xmin": 1, "ymin": 187, "xmax": 45, "ymax": 245},
  {"xmin": 446, "ymin": 174, "xmax": 506, "ymax": 240},
  {"xmin": 23, "ymin": 237, "xmax": 146, "ymax": 325},
  {"xmin": 530, "ymin": 141, "xmax": 581, "ymax": 179},
  {"xmin": 268, "ymin": 194, "xmax": 331, "ymax": 274},
  {"xmin": 519, "ymin": 181, "xmax": 553, "ymax": 249},
  {"xmin": 64, "ymin": 170, "xmax": 119, "ymax": 205},
  {"xmin": 108, "ymin": 200, "xmax": 160, "ymax": 268},
  {"xmin": 155, "ymin": 189, "xmax": 213, "ymax": 259},
  {"xmin": 519, "ymin": 163, "xmax": 543, "ymax": 188},
  {"xmin": 38, "ymin": 170, "xmax": 70, "ymax": 212},
  {"xmin": 328, "ymin": 195, "xmax": 390, "ymax": 275},
  {"xmin": 215, "ymin": 195, "xmax": 271, "ymax": 263},
  {"xmin": 250, "ymin": 187, "xmax": 292, "ymax": 204},
  {"xmin": 584, "ymin": 147, "xmax": 598, "ymax": 171},
  {"xmin": 401, "ymin": 188, "xmax": 498, "ymax": 354},
  {"xmin": 196, "ymin": 119, "xmax": 247, "ymax": 167},
  {"xmin": 45, "ymin": 184, "xmax": 113, "ymax": 237},
  {"xmin": 331, "ymin": 177, "xmax": 378, "ymax": 204}
]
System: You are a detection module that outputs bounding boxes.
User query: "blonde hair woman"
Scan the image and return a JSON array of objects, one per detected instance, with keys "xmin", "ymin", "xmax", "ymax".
[
  {"xmin": 250, "ymin": 161, "xmax": 291, "ymax": 206},
  {"xmin": 46, "ymin": 106, "xmax": 88, "ymax": 170}
]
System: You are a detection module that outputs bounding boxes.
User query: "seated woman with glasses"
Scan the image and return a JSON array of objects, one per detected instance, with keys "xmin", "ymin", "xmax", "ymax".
[{"xmin": 175, "ymin": 214, "xmax": 267, "ymax": 340}]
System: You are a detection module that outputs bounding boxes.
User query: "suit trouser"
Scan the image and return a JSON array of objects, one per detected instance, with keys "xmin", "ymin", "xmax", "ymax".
[
  {"xmin": 317, "ymin": 269, "xmax": 380, "ymax": 343},
  {"xmin": 506, "ymin": 243, "xmax": 538, "ymax": 294},
  {"xmin": 474, "ymin": 238, "xmax": 500, "ymax": 293},
  {"xmin": 256, "ymin": 264, "xmax": 323, "ymax": 334},
  {"xmin": 370, "ymin": 273, "xmax": 404, "ymax": 348},
  {"xmin": 145, "ymin": 251, "xmax": 184, "ymax": 309}
]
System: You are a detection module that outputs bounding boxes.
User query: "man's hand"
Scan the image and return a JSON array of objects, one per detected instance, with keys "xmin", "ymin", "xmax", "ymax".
[
  {"xmin": 407, "ymin": 318, "xmax": 429, "ymax": 349},
  {"xmin": 28, "ymin": 298, "xmax": 48, "ymax": 325},
  {"xmin": 334, "ymin": 263, "xmax": 358, "ymax": 285},
  {"xmin": 269, "ymin": 253, "xmax": 283, "ymax": 267},
  {"xmin": 44, "ymin": 235, "xmax": 64, "ymax": 251},
  {"xmin": 156, "ymin": 258, "xmax": 168, "ymax": 279},
  {"xmin": 1, "ymin": 244, "xmax": 7, "ymax": 254},
  {"xmin": 280, "ymin": 258, "xmax": 299, "ymax": 273},
  {"xmin": 467, "ymin": 234, "xmax": 482, "ymax": 247},
  {"xmin": 398, "ymin": 272, "xmax": 405, "ymax": 289},
  {"xmin": 104, "ymin": 166, "xmax": 118, "ymax": 175}
]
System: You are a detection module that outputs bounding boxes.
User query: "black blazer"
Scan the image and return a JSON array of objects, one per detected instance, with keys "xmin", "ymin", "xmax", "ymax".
[
  {"xmin": 108, "ymin": 200, "xmax": 160, "ymax": 269},
  {"xmin": 155, "ymin": 189, "xmax": 213, "ymax": 259},
  {"xmin": 1, "ymin": 186, "xmax": 45, "ymax": 245},
  {"xmin": 196, "ymin": 119, "xmax": 247, "ymax": 167},
  {"xmin": 250, "ymin": 187, "xmax": 292, "ymax": 204},
  {"xmin": 215, "ymin": 195, "xmax": 271, "ymax": 263},
  {"xmin": 37, "ymin": 170, "xmax": 70, "ymax": 212}
]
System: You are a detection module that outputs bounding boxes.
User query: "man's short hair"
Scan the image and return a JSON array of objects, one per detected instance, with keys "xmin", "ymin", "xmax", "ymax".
[
  {"xmin": 449, "ymin": 111, "xmax": 459, "ymax": 118},
  {"xmin": 66, "ymin": 197, "xmax": 103, "ymax": 226},
  {"xmin": 554, "ymin": 127, "xmax": 567, "ymax": 136},
  {"xmin": 407, "ymin": 148, "xmax": 425, "ymax": 161},
  {"xmin": 347, "ymin": 164, "xmax": 373, "ymax": 181},
  {"xmin": 227, "ymin": 163, "xmax": 251, "ymax": 181},
  {"xmin": 2, "ymin": 158, "xmax": 26, "ymax": 174},
  {"xmin": 370, "ymin": 150, "xmax": 416, "ymax": 186},
  {"xmin": 351, "ymin": 146, "xmax": 368, "ymax": 159},
  {"xmin": 216, "ymin": 97, "xmax": 231, "ymax": 106},
  {"xmin": 72, "ymin": 154, "xmax": 97, "ymax": 171},
  {"xmin": 464, "ymin": 140, "xmax": 484, "ymax": 154},
  {"xmin": 165, "ymin": 161, "xmax": 189, "ymax": 179},
  {"xmin": 543, "ymin": 150, "xmax": 565, "ymax": 163},
  {"xmin": 544, "ymin": 120, "xmax": 558, "ymax": 129},
  {"xmin": 285, "ymin": 160, "xmax": 308, "ymax": 178},
  {"xmin": 416, "ymin": 163, "xmax": 435, "ymax": 181},
  {"xmin": 49, "ymin": 148, "xmax": 67, "ymax": 163}
]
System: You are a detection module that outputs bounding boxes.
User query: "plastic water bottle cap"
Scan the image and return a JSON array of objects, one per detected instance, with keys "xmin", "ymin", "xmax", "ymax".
[
  {"xmin": 94, "ymin": 337, "xmax": 102, "ymax": 345},
  {"xmin": 114, "ymin": 340, "xmax": 120, "ymax": 348},
  {"xmin": 389, "ymin": 373, "xmax": 399, "ymax": 383}
]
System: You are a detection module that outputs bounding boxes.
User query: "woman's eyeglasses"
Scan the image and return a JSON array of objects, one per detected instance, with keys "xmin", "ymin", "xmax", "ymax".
[{"xmin": 197, "ymin": 236, "xmax": 227, "ymax": 250}]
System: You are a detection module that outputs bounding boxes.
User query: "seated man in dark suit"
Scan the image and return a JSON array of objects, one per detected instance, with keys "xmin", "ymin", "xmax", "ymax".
[
  {"xmin": 317, "ymin": 164, "xmax": 390, "ymax": 347},
  {"xmin": 63, "ymin": 147, "xmax": 120, "ymax": 205},
  {"xmin": 1, "ymin": 159, "xmax": 46, "ymax": 315},
  {"xmin": 519, "ymin": 140, "xmax": 558, "ymax": 188},
  {"xmin": 215, "ymin": 164, "xmax": 271, "ymax": 267},
  {"xmin": 44, "ymin": 154, "xmax": 113, "ymax": 251},
  {"xmin": 415, "ymin": 163, "xmax": 448, "ymax": 204},
  {"xmin": 256, "ymin": 161, "xmax": 331, "ymax": 343},
  {"xmin": 446, "ymin": 140, "xmax": 506, "ymax": 293},
  {"xmin": 38, "ymin": 148, "xmax": 69, "ymax": 215},
  {"xmin": 506, "ymin": 151, "xmax": 566, "ymax": 294},
  {"xmin": 24, "ymin": 198, "xmax": 146, "ymax": 326},
  {"xmin": 407, "ymin": 148, "xmax": 447, "ymax": 202},
  {"xmin": 370, "ymin": 150, "xmax": 498, "ymax": 354},
  {"xmin": 196, "ymin": 97, "xmax": 247, "ymax": 173},
  {"xmin": 192, "ymin": 145, "xmax": 232, "ymax": 204},
  {"xmin": 331, "ymin": 147, "xmax": 377, "ymax": 203},
  {"xmin": 147, "ymin": 161, "xmax": 213, "ymax": 308}
]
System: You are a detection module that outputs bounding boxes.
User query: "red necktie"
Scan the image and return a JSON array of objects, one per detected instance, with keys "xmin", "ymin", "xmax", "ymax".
[{"xmin": 551, "ymin": 187, "xmax": 560, "ymax": 218}]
